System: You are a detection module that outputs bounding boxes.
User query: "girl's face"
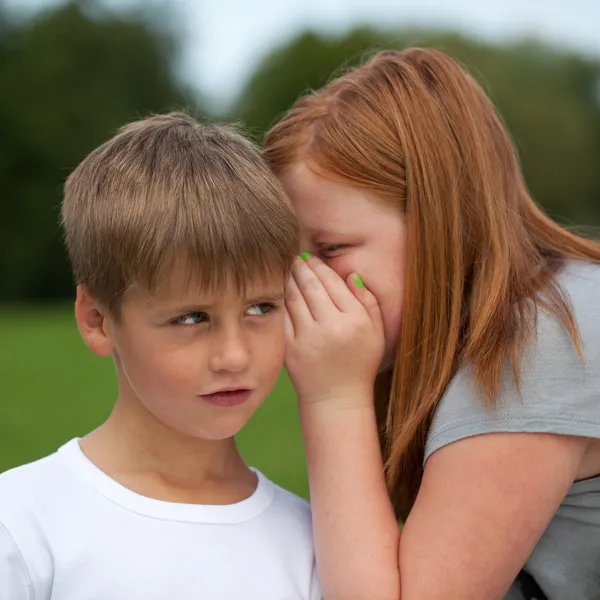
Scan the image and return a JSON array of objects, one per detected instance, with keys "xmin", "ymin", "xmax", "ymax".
[{"xmin": 281, "ymin": 163, "xmax": 407, "ymax": 369}]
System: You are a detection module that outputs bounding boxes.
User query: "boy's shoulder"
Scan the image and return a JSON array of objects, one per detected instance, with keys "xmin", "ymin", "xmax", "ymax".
[
  {"xmin": 269, "ymin": 477, "xmax": 311, "ymax": 514},
  {"xmin": 0, "ymin": 448, "xmax": 64, "ymax": 492},
  {"xmin": 0, "ymin": 441, "xmax": 76, "ymax": 517},
  {"xmin": 257, "ymin": 472, "xmax": 313, "ymax": 531}
]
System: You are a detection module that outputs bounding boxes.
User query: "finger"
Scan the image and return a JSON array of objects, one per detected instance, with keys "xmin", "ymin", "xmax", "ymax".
[
  {"xmin": 285, "ymin": 272, "xmax": 314, "ymax": 330},
  {"xmin": 291, "ymin": 257, "xmax": 339, "ymax": 321},
  {"xmin": 304, "ymin": 255, "xmax": 363, "ymax": 313},
  {"xmin": 284, "ymin": 307, "xmax": 295, "ymax": 341},
  {"xmin": 346, "ymin": 272, "xmax": 384, "ymax": 332}
]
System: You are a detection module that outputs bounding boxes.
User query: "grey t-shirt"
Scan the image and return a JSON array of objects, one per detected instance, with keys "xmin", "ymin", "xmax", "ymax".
[{"xmin": 424, "ymin": 261, "xmax": 600, "ymax": 600}]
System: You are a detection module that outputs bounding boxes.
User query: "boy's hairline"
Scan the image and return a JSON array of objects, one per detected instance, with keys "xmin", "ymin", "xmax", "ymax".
[{"xmin": 86, "ymin": 262, "xmax": 291, "ymax": 319}]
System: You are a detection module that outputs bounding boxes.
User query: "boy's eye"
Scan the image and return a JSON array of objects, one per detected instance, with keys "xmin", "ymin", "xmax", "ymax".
[
  {"xmin": 246, "ymin": 303, "xmax": 276, "ymax": 316},
  {"xmin": 174, "ymin": 312, "xmax": 208, "ymax": 325}
]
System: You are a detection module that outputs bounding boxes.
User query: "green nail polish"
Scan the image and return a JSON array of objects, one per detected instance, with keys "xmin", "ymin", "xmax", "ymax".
[
  {"xmin": 354, "ymin": 274, "xmax": 365, "ymax": 289},
  {"xmin": 300, "ymin": 252, "xmax": 312, "ymax": 261}
]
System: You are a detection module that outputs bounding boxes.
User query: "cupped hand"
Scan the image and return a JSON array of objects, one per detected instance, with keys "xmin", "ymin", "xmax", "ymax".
[{"xmin": 284, "ymin": 255, "xmax": 385, "ymax": 409}]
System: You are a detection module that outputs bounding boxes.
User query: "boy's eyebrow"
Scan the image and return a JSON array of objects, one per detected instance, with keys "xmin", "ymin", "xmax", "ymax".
[
  {"xmin": 160, "ymin": 292, "xmax": 285, "ymax": 315},
  {"xmin": 245, "ymin": 292, "xmax": 285, "ymax": 304}
]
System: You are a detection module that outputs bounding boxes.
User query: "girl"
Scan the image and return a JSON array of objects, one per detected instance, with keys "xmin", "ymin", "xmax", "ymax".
[{"xmin": 263, "ymin": 48, "xmax": 600, "ymax": 599}]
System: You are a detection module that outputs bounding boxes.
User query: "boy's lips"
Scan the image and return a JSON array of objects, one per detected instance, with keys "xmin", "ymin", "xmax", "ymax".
[{"xmin": 198, "ymin": 388, "xmax": 253, "ymax": 408}]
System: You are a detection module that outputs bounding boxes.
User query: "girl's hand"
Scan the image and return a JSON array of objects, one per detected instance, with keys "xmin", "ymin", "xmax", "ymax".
[{"xmin": 284, "ymin": 254, "xmax": 384, "ymax": 409}]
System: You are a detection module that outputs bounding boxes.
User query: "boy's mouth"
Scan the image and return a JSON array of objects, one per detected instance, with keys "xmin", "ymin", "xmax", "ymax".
[{"xmin": 198, "ymin": 388, "xmax": 253, "ymax": 408}]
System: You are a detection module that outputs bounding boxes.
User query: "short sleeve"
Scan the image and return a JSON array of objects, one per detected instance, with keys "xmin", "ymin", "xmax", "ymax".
[
  {"xmin": 310, "ymin": 562, "xmax": 322, "ymax": 600},
  {"xmin": 425, "ymin": 262, "xmax": 600, "ymax": 463},
  {"xmin": 0, "ymin": 521, "xmax": 33, "ymax": 600}
]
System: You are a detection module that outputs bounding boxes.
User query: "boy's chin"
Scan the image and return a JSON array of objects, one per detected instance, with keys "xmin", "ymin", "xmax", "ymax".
[{"xmin": 179, "ymin": 413, "xmax": 256, "ymax": 442}]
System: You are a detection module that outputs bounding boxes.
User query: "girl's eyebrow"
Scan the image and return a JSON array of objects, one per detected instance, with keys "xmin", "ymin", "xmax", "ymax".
[{"xmin": 311, "ymin": 231, "xmax": 355, "ymax": 242}]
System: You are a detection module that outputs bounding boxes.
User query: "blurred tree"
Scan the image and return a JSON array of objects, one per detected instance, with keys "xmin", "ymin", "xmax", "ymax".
[
  {"xmin": 235, "ymin": 29, "xmax": 600, "ymax": 229},
  {"xmin": 232, "ymin": 27, "xmax": 384, "ymax": 137},
  {"xmin": 0, "ymin": 0, "xmax": 195, "ymax": 301},
  {"xmin": 1, "ymin": 13, "xmax": 599, "ymax": 303}
]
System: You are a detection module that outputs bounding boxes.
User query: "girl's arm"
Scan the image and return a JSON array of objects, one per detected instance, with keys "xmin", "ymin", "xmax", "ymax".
[
  {"xmin": 300, "ymin": 403, "xmax": 401, "ymax": 600},
  {"xmin": 286, "ymin": 256, "xmax": 589, "ymax": 600},
  {"xmin": 286, "ymin": 255, "xmax": 400, "ymax": 600},
  {"xmin": 400, "ymin": 430, "xmax": 586, "ymax": 599}
]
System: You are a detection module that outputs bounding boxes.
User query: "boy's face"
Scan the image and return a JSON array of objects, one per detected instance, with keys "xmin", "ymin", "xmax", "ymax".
[{"xmin": 96, "ymin": 268, "xmax": 286, "ymax": 441}]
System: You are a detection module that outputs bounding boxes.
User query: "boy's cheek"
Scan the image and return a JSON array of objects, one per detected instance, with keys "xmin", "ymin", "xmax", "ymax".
[{"xmin": 261, "ymin": 335, "xmax": 285, "ymax": 375}]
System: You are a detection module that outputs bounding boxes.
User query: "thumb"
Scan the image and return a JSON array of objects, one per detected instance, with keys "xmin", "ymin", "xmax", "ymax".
[{"xmin": 346, "ymin": 272, "xmax": 384, "ymax": 330}]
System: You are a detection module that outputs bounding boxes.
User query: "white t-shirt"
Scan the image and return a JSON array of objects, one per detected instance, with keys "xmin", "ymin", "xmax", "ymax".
[{"xmin": 0, "ymin": 439, "xmax": 321, "ymax": 600}]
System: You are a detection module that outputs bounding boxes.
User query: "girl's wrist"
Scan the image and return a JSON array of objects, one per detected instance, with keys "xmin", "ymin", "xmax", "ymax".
[
  {"xmin": 297, "ymin": 388, "xmax": 375, "ymax": 412},
  {"xmin": 299, "ymin": 398, "xmax": 378, "ymax": 436}
]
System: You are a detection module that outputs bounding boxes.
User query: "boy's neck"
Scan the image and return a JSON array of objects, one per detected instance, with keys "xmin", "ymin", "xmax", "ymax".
[{"xmin": 79, "ymin": 397, "xmax": 256, "ymax": 505}]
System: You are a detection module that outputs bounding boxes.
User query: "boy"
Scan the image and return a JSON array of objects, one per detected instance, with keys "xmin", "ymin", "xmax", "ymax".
[{"xmin": 0, "ymin": 113, "xmax": 320, "ymax": 599}]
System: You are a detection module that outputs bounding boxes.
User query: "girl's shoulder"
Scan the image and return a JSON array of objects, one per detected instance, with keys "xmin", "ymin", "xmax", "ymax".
[
  {"xmin": 559, "ymin": 259, "xmax": 600, "ymax": 315},
  {"xmin": 424, "ymin": 260, "xmax": 600, "ymax": 463}
]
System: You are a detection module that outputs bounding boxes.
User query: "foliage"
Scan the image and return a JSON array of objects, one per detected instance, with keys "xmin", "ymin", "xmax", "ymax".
[
  {"xmin": 236, "ymin": 29, "xmax": 600, "ymax": 228},
  {"xmin": 1, "ymin": 3, "xmax": 599, "ymax": 302},
  {"xmin": 0, "ymin": 1, "xmax": 193, "ymax": 301}
]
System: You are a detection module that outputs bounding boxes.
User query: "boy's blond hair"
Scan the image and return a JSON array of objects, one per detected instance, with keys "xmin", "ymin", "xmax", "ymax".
[{"xmin": 62, "ymin": 113, "xmax": 298, "ymax": 314}]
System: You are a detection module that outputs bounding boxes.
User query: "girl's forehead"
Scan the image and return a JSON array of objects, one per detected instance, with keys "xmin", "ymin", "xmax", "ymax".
[
  {"xmin": 283, "ymin": 163, "xmax": 394, "ymax": 213},
  {"xmin": 291, "ymin": 192, "xmax": 400, "ymax": 240}
]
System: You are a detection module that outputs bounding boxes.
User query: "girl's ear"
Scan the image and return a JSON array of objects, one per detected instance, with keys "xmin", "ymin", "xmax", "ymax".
[{"xmin": 74, "ymin": 285, "xmax": 114, "ymax": 357}]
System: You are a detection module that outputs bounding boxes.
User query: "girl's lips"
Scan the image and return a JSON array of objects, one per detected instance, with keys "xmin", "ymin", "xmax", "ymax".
[{"xmin": 199, "ymin": 389, "xmax": 252, "ymax": 407}]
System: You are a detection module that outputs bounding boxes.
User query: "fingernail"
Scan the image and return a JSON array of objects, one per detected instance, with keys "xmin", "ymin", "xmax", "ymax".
[
  {"xmin": 300, "ymin": 252, "xmax": 312, "ymax": 261},
  {"xmin": 354, "ymin": 274, "xmax": 365, "ymax": 289}
]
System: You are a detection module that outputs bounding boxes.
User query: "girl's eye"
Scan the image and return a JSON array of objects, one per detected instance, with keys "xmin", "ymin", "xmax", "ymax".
[
  {"xmin": 246, "ymin": 303, "xmax": 276, "ymax": 316},
  {"xmin": 319, "ymin": 244, "xmax": 347, "ymax": 256},
  {"xmin": 174, "ymin": 312, "xmax": 208, "ymax": 325}
]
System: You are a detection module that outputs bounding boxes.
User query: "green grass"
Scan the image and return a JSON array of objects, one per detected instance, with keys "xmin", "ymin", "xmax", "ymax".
[{"xmin": 0, "ymin": 304, "xmax": 309, "ymax": 498}]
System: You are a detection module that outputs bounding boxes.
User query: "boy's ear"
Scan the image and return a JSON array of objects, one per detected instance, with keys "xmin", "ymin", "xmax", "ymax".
[{"xmin": 74, "ymin": 285, "xmax": 114, "ymax": 357}]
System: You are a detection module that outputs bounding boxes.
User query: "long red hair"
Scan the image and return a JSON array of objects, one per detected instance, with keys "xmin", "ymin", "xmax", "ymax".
[{"xmin": 263, "ymin": 48, "xmax": 600, "ymax": 520}]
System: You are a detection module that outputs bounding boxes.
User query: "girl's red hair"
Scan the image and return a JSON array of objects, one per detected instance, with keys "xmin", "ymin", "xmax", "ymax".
[{"xmin": 264, "ymin": 48, "xmax": 600, "ymax": 519}]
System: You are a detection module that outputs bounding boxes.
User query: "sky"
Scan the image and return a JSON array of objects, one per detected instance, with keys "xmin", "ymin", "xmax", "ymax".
[{"xmin": 5, "ymin": 0, "xmax": 600, "ymax": 109}]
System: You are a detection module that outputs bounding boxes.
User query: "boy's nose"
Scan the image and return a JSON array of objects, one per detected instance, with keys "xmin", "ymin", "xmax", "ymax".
[{"xmin": 208, "ymin": 327, "xmax": 251, "ymax": 373}]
